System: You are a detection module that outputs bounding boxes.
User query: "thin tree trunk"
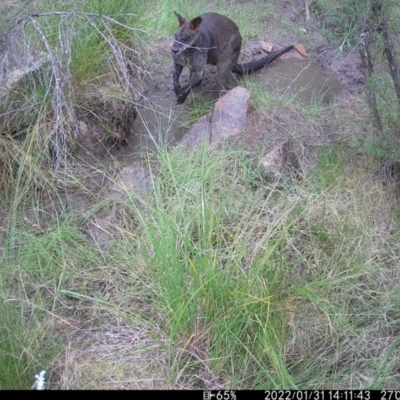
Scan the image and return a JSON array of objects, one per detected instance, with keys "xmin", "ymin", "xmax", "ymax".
[
  {"xmin": 358, "ymin": 29, "xmax": 382, "ymax": 134},
  {"xmin": 373, "ymin": 1, "xmax": 400, "ymax": 108}
]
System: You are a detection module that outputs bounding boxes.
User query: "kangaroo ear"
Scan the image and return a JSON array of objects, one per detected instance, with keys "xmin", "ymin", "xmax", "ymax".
[
  {"xmin": 174, "ymin": 11, "xmax": 186, "ymax": 27},
  {"xmin": 189, "ymin": 16, "xmax": 202, "ymax": 31}
]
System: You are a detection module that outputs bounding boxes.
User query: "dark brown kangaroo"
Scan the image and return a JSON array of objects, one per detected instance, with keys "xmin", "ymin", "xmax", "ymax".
[{"xmin": 171, "ymin": 12, "xmax": 294, "ymax": 104}]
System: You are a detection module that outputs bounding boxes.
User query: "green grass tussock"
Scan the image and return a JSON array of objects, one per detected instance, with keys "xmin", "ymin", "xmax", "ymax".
[{"xmin": 91, "ymin": 143, "xmax": 399, "ymax": 388}]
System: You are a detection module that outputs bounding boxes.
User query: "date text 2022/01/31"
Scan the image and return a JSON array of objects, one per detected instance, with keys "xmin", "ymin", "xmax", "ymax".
[{"xmin": 262, "ymin": 391, "xmax": 398, "ymax": 400}]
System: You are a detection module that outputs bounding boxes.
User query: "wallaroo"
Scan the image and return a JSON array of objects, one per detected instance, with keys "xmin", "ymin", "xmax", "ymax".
[{"xmin": 171, "ymin": 12, "xmax": 294, "ymax": 104}]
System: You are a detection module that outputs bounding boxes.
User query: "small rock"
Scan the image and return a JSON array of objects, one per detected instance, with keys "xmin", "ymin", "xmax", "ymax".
[
  {"xmin": 261, "ymin": 139, "xmax": 300, "ymax": 182},
  {"xmin": 89, "ymin": 163, "xmax": 154, "ymax": 249},
  {"xmin": 260, "ymin": 41, "xmax": 276, "ymax": 53},
  {"xmin": 87, "ymin": 211, "xmax": 117, "ymax": 250},
  {"xmin": 109, "ymin": 163, "xmax": 153, "ymax": 200},
  {"xmin": 294, "ymin": 43, "xmax": 309, "ymax": 58},
  {"xmin": 280, "ymin": 44, "xmax": 309, "ymax": 60},
  {"xmin": 0, "ymin": 51, "xmax": 48, "ymax": 100},
  {"xmin": 78, "ymin": 120, "xmax": 89, "ymax": 137}
]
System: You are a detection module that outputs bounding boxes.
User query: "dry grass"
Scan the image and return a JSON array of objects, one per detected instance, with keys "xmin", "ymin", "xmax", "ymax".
[{"xmin": 54, "ymin": 325, "xmax": 169, "ymax": 390}]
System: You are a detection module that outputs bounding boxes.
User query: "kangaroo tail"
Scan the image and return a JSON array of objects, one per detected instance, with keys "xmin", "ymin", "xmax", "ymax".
[{"xmin": 232, "ymin": 45, "xmax": 294, "ymax": 75}]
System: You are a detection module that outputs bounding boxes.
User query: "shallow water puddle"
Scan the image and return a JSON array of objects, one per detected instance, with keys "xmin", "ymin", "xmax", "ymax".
[
  {"xmin": 252, "ymin": 58, "xmax": 343, "ymax": 105},
  {"xmin": 114, "ymin": 94, "xmax": 186, "ymax": 163}
]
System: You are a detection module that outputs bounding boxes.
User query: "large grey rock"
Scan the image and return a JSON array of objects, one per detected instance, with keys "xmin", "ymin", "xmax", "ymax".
[
  {"xmin": 211, "ymin": 86, "xmax": 250, "ymax": 142},
  {"xmin": 180, "ymin": 114, "xmax": 211, "ymax": 147},
  {"xmin": 181, "ymin": 86, "xmax": 250, "ymax": 148}
]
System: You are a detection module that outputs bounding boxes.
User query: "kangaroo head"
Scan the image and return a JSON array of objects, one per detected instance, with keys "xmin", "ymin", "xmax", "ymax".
[{"xmin": 171, "ymin": 12, "xmax": 203, "ymax": 58}]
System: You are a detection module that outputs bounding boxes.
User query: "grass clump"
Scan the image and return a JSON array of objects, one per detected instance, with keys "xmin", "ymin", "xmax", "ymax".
[
  {"xmin": 3, "ymin": 138, "xmax": 400, "ymax": 388},
  {"xmin": 0, "ymin": 213, "xmax": 102, "ymax": 389},
  {"xmin": 81, "ymin": 141, "xmax": 398, "ymax": 389}
]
